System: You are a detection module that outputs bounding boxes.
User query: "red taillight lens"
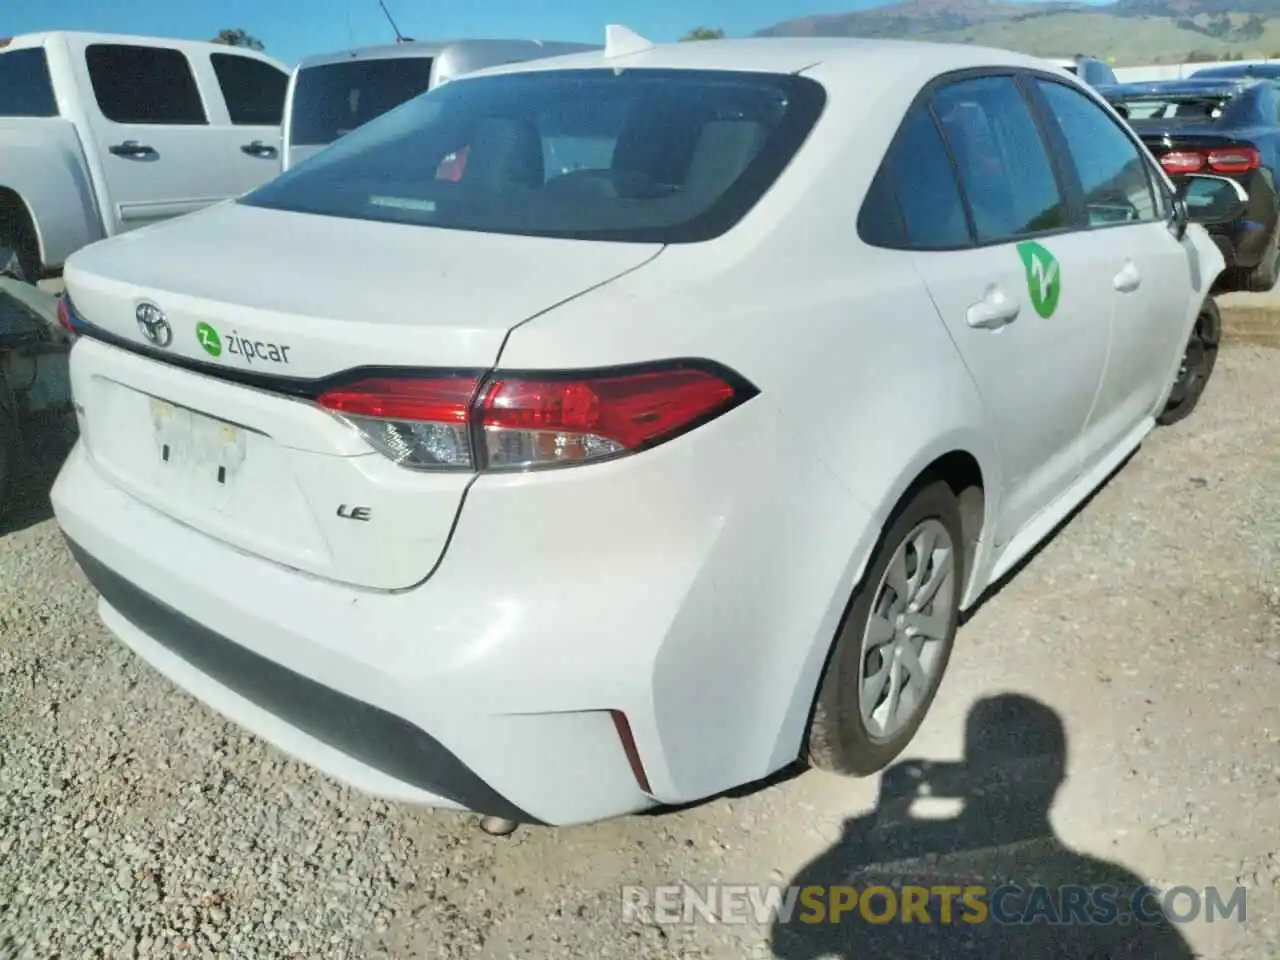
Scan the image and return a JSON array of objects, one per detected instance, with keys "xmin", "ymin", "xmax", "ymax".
[
  {"xmin": 479, "ymin": 368, "xmax": 738, "ymax": 469},
  {"xmin": 1159, "ymin": 146, "xmax": 1260, "ymax": 176},
  {"xmin": 315, "ymin": 363, "xmax": 752, "ymax": 471},
  {"xmin": 56, "ymin": 295, "xmax": 77, "ymax": 336},
  {"xmin": 1160, "ymin": 151, "xmax": 1205, "ymax": 174},
  {"xmin": 1207, "ymin": 146, "xmax": 1260, "ymax": 174}
]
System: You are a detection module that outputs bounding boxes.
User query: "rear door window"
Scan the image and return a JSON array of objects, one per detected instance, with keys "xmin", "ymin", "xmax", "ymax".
[
  {"xmin": 0, "ymin": 47, "xmax": 59, "ymax": 117},
  {"xmin": 85, "ymin": 43, "xmax": 207, "ymax": 125},
  {"xmin": 1035, "ymin": 79, "xmax": 1159, "ymax": 226},
  {"xmin": 870, "ymin": 105, "xmax": 972, "ymax": 249},
  {"xmin": 931, "ymin": 75, "xmax": 1068, "ymax": 243},
  {"xmin": 289, "ymin": 58, "xmax": 435, "ymax": 146},
  {"xmin": 211, "ymin": 53, "xmax": 289, "ymax": 126}
]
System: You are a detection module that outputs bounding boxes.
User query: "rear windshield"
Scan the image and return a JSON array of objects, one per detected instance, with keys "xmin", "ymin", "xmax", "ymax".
[
  {"xmin": 288, "ymin": 57, "xmax": 434, "ymax": 146},
  {"xmin": 245, "ymin": 68, "xmax": 826, "ymax": 244},
  {"xmin": 1106, "ymin": 92, "xmax": 1235, "ymax": 123}
]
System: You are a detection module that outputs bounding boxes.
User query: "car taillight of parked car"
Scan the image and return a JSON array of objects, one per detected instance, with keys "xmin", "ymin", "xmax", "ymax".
[
  {"xmin": 1160, "ymin": 146, "xmax": 1261, "ymax": 176},
  {"xmin": 315, "ymin": 363, "xmax": 756, "ymax": 471},
  {"xmin": 56, "ymin": 294, "xmax": 79, "ymax": 337}
]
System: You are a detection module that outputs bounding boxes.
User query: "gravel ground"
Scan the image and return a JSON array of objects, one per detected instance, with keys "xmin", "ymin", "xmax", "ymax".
[{"xmin": 1, "ymin": 344, "xmax": 1278, "ymax": 959}]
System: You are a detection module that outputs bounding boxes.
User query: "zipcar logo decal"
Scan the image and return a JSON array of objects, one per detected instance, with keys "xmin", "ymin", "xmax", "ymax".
[
  {"xmin": 195, "ymin": 321, "xmax": 292, "ymax": 365},
  {"xmin": 1016, "ymin": 241, "xmax": 1062, "ymax": 320},
  {"xmin": 196, "ymin": 322, "xmax": 222, "ymax": 357}
]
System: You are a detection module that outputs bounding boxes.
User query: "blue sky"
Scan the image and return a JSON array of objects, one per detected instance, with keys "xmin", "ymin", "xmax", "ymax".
[{"xmin": 4, "ymin": 0, "xmax": 907, "ymax": 67}]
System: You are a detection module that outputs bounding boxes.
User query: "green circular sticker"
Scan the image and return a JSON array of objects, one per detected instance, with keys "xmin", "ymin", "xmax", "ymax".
[{"xmin": 196, "ymin": 321, "xmax": 222, "ymax": 357}]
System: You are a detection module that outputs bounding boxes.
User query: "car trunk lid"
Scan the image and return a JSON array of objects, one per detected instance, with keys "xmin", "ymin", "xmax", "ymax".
[{"xmin": 62, "ymin": 201, "xmax": 661, "ymax": 590}]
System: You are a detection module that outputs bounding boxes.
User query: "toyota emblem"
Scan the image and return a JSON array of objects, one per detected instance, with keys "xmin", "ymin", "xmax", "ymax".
[{"xmin": 136, "ymin": 301, "xmax": 172, "ymax": 348}]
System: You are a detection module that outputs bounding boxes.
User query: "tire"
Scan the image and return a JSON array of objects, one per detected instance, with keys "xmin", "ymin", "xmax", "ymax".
[
  {"xmin": 0, "ymin": 394, "xmax": 15, "ymax": 521},
  {"xmin": 0, "ymin": 206, "xmax": 39, "ymax": 285},
  {"xmin": 1227, "ymin": 223, "xmax": 1280, "ymax": 293},
  {"xmin": 805, "ymin": 480, "xmax": 966, "ymax": 777},
  {"xmin": 1157, "ymin": 297, "xmax": 1220, "ymax": 427}
]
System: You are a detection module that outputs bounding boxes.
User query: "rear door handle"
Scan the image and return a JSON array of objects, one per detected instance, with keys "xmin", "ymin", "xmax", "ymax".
[
  {"xmin": 241, "ymin": 140, "xmax": 278, "ymax": 158},
  {"xmin": 966, "ymin": 285, "xmax": 1021, "ymax": 329},
  {"xmin": 1114, "ymin": 260, "xmax": 1141, "ymax": 293},
  {"xmin": 108, "ymin": 140, "xmax": 156, "ymax": 159}
]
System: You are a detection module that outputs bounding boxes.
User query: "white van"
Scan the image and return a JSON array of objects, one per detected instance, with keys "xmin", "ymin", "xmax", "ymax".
[{"xmin": 281, "ymin": 39, "xmax": 599, "ymax": 169}]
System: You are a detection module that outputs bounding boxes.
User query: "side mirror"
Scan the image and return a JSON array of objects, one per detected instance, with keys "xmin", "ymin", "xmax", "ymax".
[{"xmin": 1178, "ymin": 174, "xmax": 1249, "ymax": 227}]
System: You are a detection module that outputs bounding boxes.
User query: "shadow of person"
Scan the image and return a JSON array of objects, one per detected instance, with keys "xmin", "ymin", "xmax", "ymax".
[{"xmin": 771, "ymin": 693, "xmax": 1195, "ymax": 959}]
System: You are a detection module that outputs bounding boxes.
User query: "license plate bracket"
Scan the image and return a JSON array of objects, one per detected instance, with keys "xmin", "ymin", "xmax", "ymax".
[{"xmin": 149, "ymin": 398, "xmax": 248, "ymax": 491}]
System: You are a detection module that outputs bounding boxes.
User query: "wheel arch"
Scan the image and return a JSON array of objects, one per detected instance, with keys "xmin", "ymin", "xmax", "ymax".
[
  {"xmin": 0, "ymin": 187, "xmax": 43, "ymax": 269},
  {"xmin": 765, "ymin": 431, "xmax": 1002, "ymax": 772}
]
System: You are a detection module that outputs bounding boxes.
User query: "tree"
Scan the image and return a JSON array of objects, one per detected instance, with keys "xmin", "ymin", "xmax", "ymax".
[
  {"xmin": 1204, "ymin": 12, "xmax": 1231, "ymax": 39},
  {"xmin": 211, "ymin": 28, "xmax": 264, "ymax": 51},
  {"xmin": 1239, "ymin": 13, "xmax": 1267, "ymax": 42},
  {"xmin": 681, "ymin": 27, "xmax": 725, "ymax": 41}
]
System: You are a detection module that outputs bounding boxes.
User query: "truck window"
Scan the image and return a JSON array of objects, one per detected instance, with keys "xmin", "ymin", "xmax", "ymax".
[
  {"xmin": 0, "ymin": 47, "xmax": 59, "ymax": 117},
  {"xmin": 211, "ymin": 53, "xmax": 289, "ymax": 126},
  {"xmin": 289, "ymin": 57, "xmax": 435, "ymax": 146},
  {"xmin": 85, "ymin": 44, "xmax": 207, "ymax": 125}
]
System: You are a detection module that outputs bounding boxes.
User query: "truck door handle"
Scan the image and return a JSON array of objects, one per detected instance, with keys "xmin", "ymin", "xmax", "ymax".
[
  {"xmin": 966, "ymin": 285, "xmax": 1021, "ymax": 329},
  {"xmin": 1114, "ymin": 260, "xmax": 1141, "ymax": 293},
  {"xmin": 109, "ymin": 140, "xmax": 156, "ymax": 159},
  {"xmin": 241, "ymin": 140, "xmax": 278, "ymax": 158}
]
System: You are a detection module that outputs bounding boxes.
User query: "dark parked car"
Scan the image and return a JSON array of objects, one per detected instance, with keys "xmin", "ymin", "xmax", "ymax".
[
  {"xmin": 1192, "ymin": 61, "xmax": 1280, "ymax": 89},
  {"xmin": 1098, "ymin": 77, "xmax": 1280, "ymax": 292}
]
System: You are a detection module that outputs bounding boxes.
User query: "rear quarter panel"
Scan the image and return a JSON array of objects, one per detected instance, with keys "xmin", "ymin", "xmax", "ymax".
[{"xmin": 491, "ymin": 67, "xmax": 999, "ymax": 799}]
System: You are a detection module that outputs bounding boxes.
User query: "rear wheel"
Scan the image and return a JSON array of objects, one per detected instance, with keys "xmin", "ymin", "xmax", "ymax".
[
  {"xmin": 0, "ymin": 383, "xmax": 15, "ymax": 520},
  {"xmin": 805, "ymin": 481, "xmax": 965, "ymax": 776},
  {"xmin": 1158, "ymin": 298, "xmax": 1220, "ymax": 427},
  {"xmin": 0, "ymin": 200, "xmax": 39, "ymax": 285},
  {"xmin": 1229, "ymin": 223, "xmax": 1280, "ymax": 293}
]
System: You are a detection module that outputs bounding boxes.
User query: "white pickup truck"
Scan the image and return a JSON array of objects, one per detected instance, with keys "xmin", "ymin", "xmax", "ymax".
[{"xmin": 0, "ymin": 31, "xmax": 291, "ymax": 283}]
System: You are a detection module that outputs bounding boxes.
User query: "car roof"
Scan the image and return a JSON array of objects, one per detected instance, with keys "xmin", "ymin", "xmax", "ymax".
[
  {"xmin": 296, "ymin": 38, "xmax": 598, "ymax": 70},
  {"xmin": 459, "ymin": 35, "xmax": 1075, "ymax": 86},
  {"xmin": 1, "ymin": 30, "xmax": 281, "ymax": 61},
  {"xmin": 1099, "ymin": 77, "xmax": 1259, "ymax": 98}
]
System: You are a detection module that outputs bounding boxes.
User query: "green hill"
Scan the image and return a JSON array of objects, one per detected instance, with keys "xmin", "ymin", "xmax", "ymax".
[{"xmin": 755, "ymin": 2, "xmax": 1280, "ymax": 66}]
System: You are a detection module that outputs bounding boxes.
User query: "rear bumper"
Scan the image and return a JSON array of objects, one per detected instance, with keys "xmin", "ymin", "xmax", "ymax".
[
  {"xmin": 52, "ymin": 377, "xmax": 874, "ymax": 825},
  {"xmin": 66, "ymin": 538, "xmax": 542, "ymax": 824},
  {"xmin": 1207, "ymin": 216, "xmax": 1274, "ymax": 270},
  {"xmin": 1195, "ymin": 168, "xmax": 1279, "ymax": 270}
]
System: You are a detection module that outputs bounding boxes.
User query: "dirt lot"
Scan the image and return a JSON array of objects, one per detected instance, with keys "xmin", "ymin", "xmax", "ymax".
[{"xmin": 0, "ymin": 328, "xmax": 1277, "ymax": 958}]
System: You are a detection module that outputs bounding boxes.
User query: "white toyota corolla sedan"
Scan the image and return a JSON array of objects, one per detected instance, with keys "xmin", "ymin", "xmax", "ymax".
[{"xmin": 52, "ymin": 32, "xmax": 1244, "ymax": 829}]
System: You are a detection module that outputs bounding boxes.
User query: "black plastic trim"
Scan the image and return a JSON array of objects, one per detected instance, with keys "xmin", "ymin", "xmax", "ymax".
[{"xmin": 65, "ymin": 537, "xmax": 544, "ymax": 824}]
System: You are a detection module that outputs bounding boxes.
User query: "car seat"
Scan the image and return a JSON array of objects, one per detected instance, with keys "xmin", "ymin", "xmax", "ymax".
[{"xmin": 461, "ymin": 117, "xmax": 544, "ymax": 191}]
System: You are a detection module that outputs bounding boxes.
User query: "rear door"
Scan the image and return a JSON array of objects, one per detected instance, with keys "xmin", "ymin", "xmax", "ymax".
[
  {"xmin": 69, "ymin": 38, "xmax": 230, "ymax": 233},
  {"xmin": 206, "ymin": 51, "xmax": 290, "ymax": 192},
  {"xmin": 1029, "ymin": 76, "xmax": 1195, "ymax": 466},
  {"xmin": 893, "ymin": 73, "xmax": 1113, "ymax": 547}
]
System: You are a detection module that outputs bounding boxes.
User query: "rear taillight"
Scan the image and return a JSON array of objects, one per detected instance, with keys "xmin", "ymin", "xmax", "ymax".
[
  {"xmin": 315, "ymin": 362, "xmax": 754, "ymax": 471},
  {"xmin": 1159, "ymin": 151, "xmax": 1205, "ymax": 174},
  {"xmin": 1206, "ymin": 146, "xmax": 1261, "ymax": 174},
  {"xmin": 56, "ymin": 295, "xmax": 78, "ymax": 336},
  {"xmin": 1159, "ymin": 145, "xmax": 1261, "ymax": 176}
]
